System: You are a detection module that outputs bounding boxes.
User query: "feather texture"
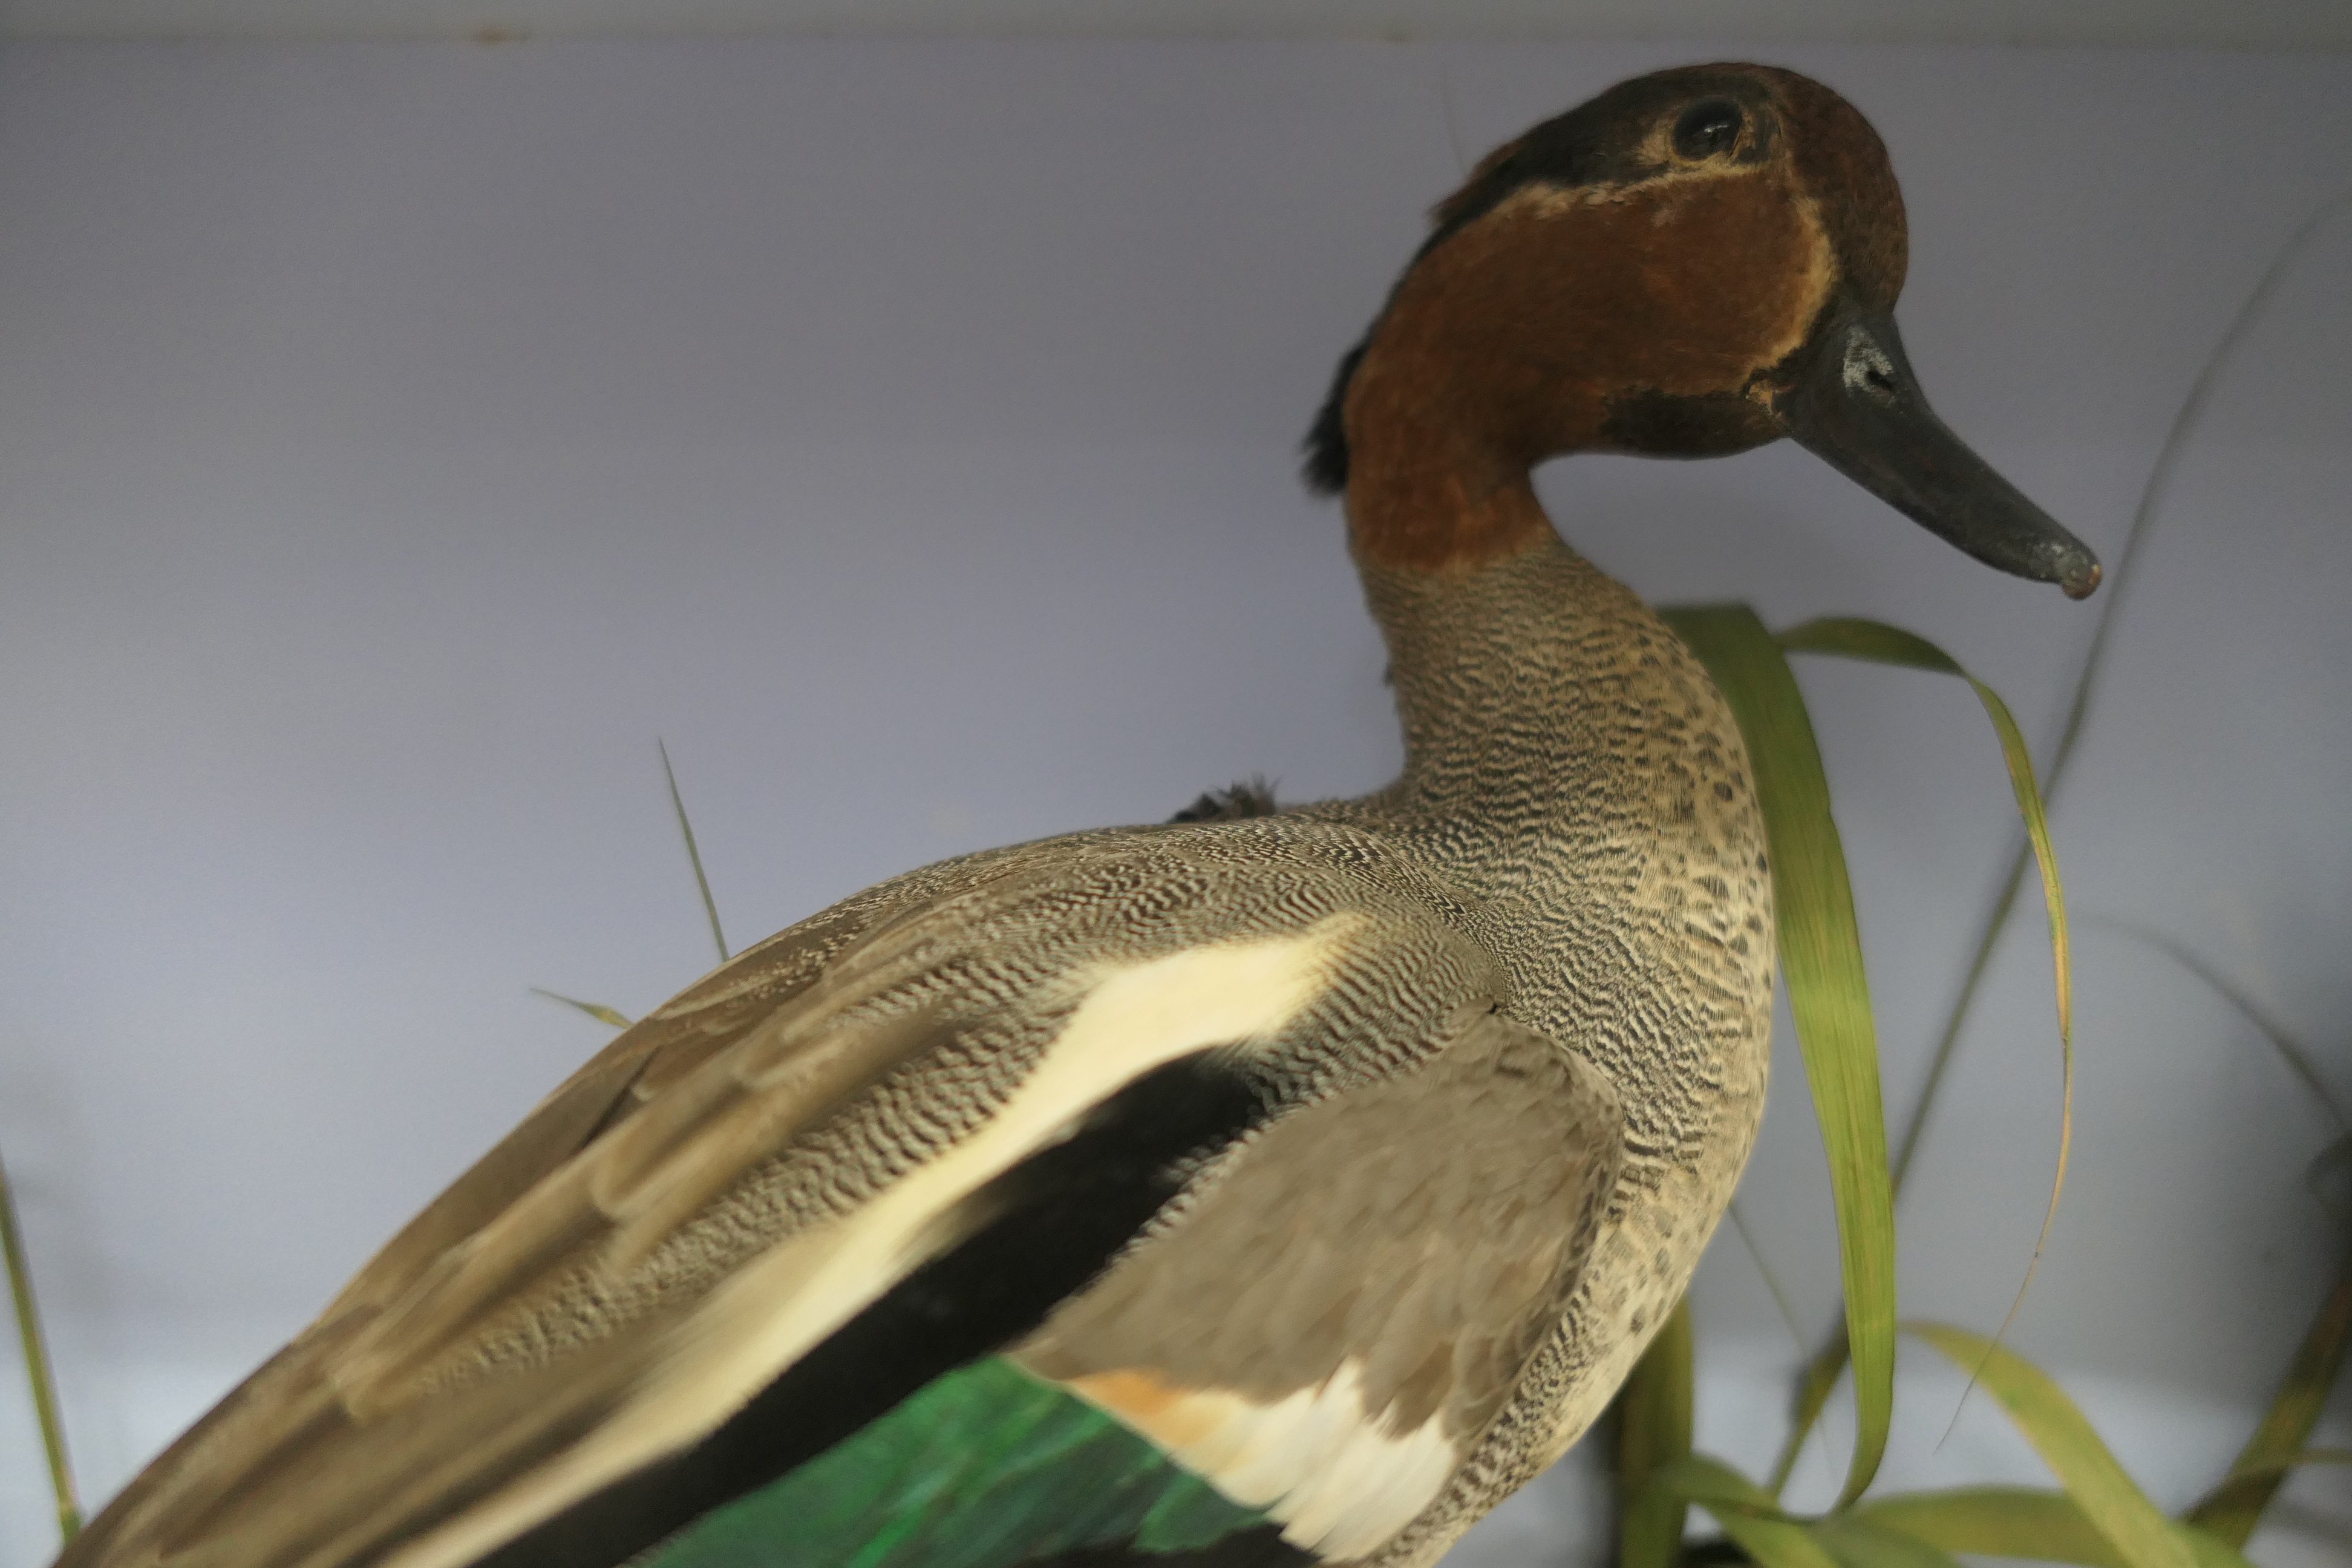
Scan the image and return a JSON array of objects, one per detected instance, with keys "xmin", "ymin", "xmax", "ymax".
[{"xmin": 67, "ymin": 814, "xmax": 1681, "ymax": 1568}]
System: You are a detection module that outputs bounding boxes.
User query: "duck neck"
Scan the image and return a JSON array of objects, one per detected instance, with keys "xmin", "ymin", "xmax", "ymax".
[
  {"xmin": 1344, "ymin": 474, "xmax": 1717, "ymax": 886},
  {"xmin": 1358, "ymin": 514, "xmax": 1643, "ymax": 789},
  {"xmin": 1331, "ymin": 271, "xmax": 1756, "ymax": 886}
]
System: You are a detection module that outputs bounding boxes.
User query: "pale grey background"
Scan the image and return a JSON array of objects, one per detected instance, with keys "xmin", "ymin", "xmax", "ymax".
[
  {"xmin": 2, "ymin": 0, "xmax": 2350, "ymax": 51},
  {"xmin": 0, "ymin": 31, "xmax": 2347, "ymax": 1568}
]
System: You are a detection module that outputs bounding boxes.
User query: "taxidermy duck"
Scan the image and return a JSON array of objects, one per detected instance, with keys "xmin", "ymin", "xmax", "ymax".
[{"xmin": 61, "ymin": 62, "xmax": 2098, "ymax": 1568}]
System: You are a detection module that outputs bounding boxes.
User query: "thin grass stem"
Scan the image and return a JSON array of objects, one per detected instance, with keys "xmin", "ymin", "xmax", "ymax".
[
  {"xmin": 660, "ymin": 739, "xmax": 730, "ymax": 965},
  {"xmin": 1728, "ymin": 1201, "xmax": 1811, "ymax": 1357},
  {"xmin": 1, "ymin": 1147, "xmax": 80, "ymax": 1546},
  {"xmin": 2089, "ymin": 918, "xmax": 2347, "ymax": 1134}
]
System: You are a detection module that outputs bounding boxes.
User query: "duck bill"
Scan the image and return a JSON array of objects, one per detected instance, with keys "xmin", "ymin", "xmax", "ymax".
[{"xmin": 1779, "ymin": 306, "xmax": 2101, "ymax": 599}]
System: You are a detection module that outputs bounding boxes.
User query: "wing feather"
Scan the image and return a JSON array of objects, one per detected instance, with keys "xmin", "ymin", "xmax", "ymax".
[
  {"xmin": 317, "ymin": 895, "xmax": 895, "ymax": 1327},
  {"xmin": 1017, "ymin": 1007, "xmax": 1623, "ymax": 1560},
  {"xmin": 67, "ymin": 820, "xmax": 1551, "ymax": 1568}
]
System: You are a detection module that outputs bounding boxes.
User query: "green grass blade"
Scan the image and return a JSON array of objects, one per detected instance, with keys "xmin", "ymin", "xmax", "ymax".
[
  {"xmin": 0, "ymin": 1146, "xmax": 80, "ymax": 1545},
  {"xmin": 529, "ymin": 987, "xmax": 635, "ymax": 1030},
  {"xmin": 1860, "ymin": 1485, "xmax": 2129, "ymax": 1568},
  {"xmin": 1654, "ymin": 1454, "xmax": 1840, "ymax": 1568},
  {"xmin": 1909, "ymin": 1324, "xmax": 2192, "ymax": 1568},
  {"xmin": 661, "ymin": 739, "xmax": 730, "ymax": 965},
  {"xmin": 1616, "ymin": 1297, "xmax": 1695, "ymax": 1568},
  {"xmin": 1776, "ymin": 617, "xmax": 2074, "ymax": 1191},
  {"xmin": 2184, "ymin": 1264, "xmax": 2352, "ymax": 1546},
  {"xmin": 1774, "ymin": 618, "xmax": 2077, "ymax": 1463},
  {"xmin": 1811, "ymin": 1512, "xmax": 1968, "ymax": 1568},
  {"xmin": 1857, "ymin": 1488, "xmax": 2255, "ymax": 1568},
  {"xmin": 1662, "ymin": 604, "xmax": 1896, "ymax": 1505}
]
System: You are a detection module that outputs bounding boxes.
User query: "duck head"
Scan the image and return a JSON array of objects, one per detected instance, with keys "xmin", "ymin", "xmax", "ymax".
[{"xmin": 1306, "ymin": 63, "xmax": 2101, "ymax": 598}]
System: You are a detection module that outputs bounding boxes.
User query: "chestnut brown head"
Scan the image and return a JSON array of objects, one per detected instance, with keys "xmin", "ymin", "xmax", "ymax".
[{"xmin": 1307, "ymin": 64, "xmax": 2099, "ymax": 597}]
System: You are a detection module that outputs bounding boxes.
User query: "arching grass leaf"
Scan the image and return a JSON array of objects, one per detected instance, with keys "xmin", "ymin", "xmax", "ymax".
[
  {"xmin": 1861, "ymin": 1486, "xmax": 2128, "ymax": 1568},
  {"xmin": 1860, "ymin": 1487, "xmax": 2255, "ymax": 1568},
  {"xmin": 1757, "ymin": 617, "xmax": 2077, "ymax": 1489},
  {"xmin": 1662, "ymin": 604, "xmax": 1896, "ymax": 1505},
  {"xmin": 1779, "ymin": 618, "xmax": 2076, "ymax": 1361},
  {"xmin": 1908, "ymin": 1324, "xmax": 2192, "ymax": 1568},
  {"xmin": 1651, "ymin": 1454, "xmax": 1838, "ymax": 1568},
  {"xmin": 1811, "ymin": 1511, "xmax": 1966, "ymax": 1568}
]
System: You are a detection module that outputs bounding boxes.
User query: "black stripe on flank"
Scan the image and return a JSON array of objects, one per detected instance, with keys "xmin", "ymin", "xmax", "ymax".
[{"xmin": 475, "ymin": 1051, "xmax": 1269, "ymax": 1568}]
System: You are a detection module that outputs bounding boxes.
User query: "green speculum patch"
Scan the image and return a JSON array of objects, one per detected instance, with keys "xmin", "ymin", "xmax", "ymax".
[{"xmin": 642, "ymin": 1356, "xmax": 1273, "ymax": 1568}]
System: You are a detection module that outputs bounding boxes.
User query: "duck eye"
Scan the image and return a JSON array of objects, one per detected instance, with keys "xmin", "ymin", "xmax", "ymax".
[{"xmin": 1672, "ymin": 99, "xmax": 1743, "ymax": 160}]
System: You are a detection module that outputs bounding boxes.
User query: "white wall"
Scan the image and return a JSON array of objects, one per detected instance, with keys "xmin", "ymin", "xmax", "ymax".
[
  {"xmin": 4, "ymin": 0, "xmax": 2351, "ymax": 51},
  {"xmin": 0, "ymin": 36, "xmax": 2345, "ymax": 1568}
]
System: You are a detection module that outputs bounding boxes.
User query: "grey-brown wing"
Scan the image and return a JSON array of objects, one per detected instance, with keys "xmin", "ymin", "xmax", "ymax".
[
  {"xmin": 57, "ymin": 838, "xmax": 1085, "ymax": 1568},
  {"xmin": 322, "ymin": 894, "xmax": 889, "ymax": 1326},
  {"xmin": 1013, "ymin": 1006, "xmax": 1624, "ymax": 1562},
  {"xmin": 53, "ymin": 902, "xmax": 875, "ymax": 1568},
  {"xmin": 62, "ymin": 822, "xmax": 1486, "ymax": 1568}
]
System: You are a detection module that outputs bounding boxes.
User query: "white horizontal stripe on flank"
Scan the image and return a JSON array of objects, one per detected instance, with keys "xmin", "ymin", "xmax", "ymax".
[{"xmin": 382, "ymin": 916, "xmax": 1360, "ymax": 1568}]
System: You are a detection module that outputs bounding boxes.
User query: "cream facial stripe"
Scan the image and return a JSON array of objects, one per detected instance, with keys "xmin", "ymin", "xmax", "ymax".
[
  {"xmin": 383, "ymin": 915, "xmax": 1362, "ymax": 1568},
  {"xmin": 1060, "ymin": 1361, "xmax": 1460, "ymax": 1560}
]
